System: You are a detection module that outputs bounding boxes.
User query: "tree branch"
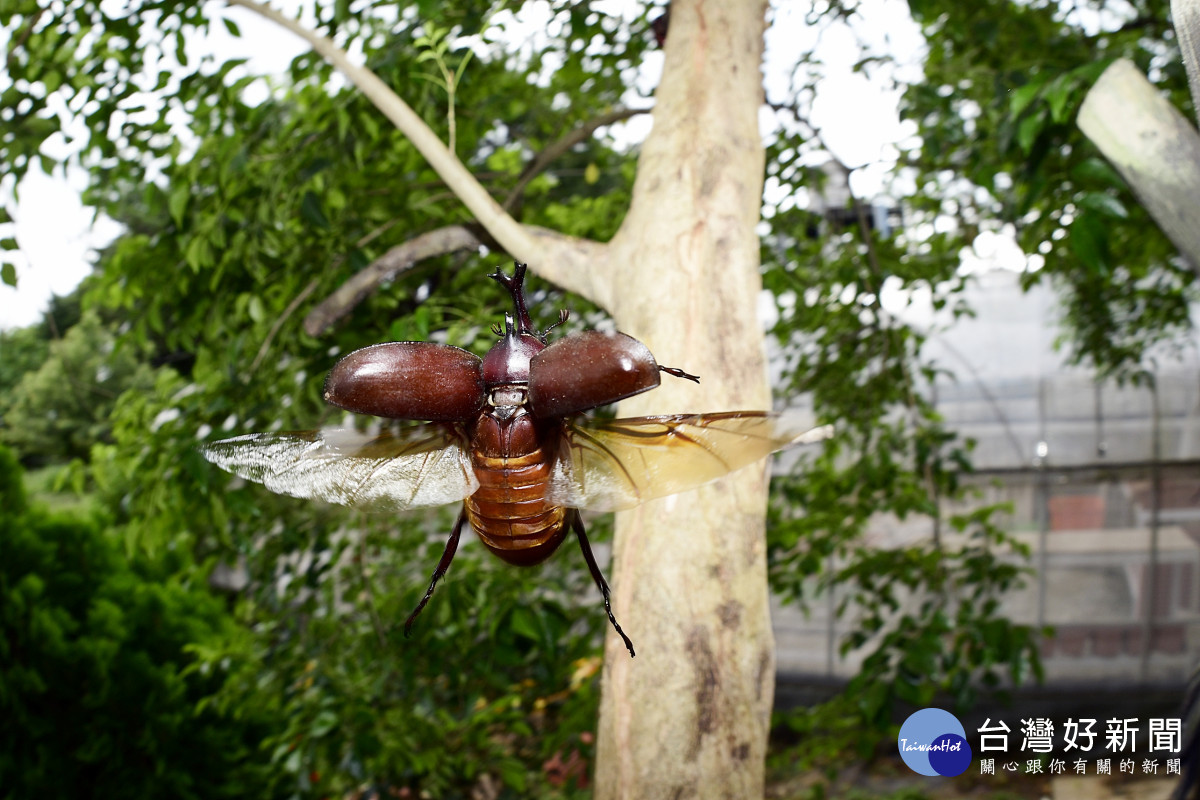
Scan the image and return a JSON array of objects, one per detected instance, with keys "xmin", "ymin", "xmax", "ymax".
[
  {"xmin": 225, "ymin": 0, "xmax": 607, "ymax": 297},
  {"xmin": 302, "ymin": 224, "xmax": 483, "ymax": 336},
  {"xmin": 301, "ymin": 107, "xmax": 647, "ymax": 334},
  {"xmin": 1078, "ymin": 59, "xmax": 1200, "ymax": 275}
]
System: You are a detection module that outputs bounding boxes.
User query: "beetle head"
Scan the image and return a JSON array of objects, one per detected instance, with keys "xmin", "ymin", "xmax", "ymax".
[{"xmin": 481, "ymin": 263, "xmax": 547, "ymax": 385}]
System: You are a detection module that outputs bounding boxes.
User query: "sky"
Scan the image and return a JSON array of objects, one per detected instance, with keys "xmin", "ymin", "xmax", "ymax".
[{"xmin": 0, "ymin": 0, "xmax": 933, "ymax": 331}]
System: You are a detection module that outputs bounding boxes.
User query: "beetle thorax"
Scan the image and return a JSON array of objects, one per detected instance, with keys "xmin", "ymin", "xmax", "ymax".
[
  {"xmin": 480, "ymin": 312, "xmax": 545, "ymax": 386},
  {"xmin": 487, "ymin": 385, "xmax": 529, "ymax": 421}
]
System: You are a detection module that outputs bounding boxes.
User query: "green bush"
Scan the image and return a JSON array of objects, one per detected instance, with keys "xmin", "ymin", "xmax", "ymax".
[
  {"xmin": 0, "ymin": 312, "xmax": 155, "ymax": 466},
  {"xmin": 0, "ymin": 445, "xmax": 282, "ymax": 799}
]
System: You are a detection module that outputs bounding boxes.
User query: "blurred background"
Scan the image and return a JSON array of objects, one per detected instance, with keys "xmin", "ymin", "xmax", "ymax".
[{"xmin": 1, "ymin": 0, "xmax": 1195, "ymax": 798}]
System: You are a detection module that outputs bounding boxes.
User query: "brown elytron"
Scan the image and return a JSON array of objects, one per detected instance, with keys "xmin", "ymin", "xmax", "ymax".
[{"xmin": 202, "ymin": 264, "xmax": 830, "ymax": 657}]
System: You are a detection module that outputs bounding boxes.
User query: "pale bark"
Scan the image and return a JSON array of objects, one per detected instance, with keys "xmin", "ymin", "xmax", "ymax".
[
  {"xmin": 1172, "ymin": 0, "xmax": 1200, "ymax": 122},
  {"xmin": 1078, "ymin": 58, "xmax": 1200, "ymax": 275},
  {"xmin": 595, "ymin": 2, "xmax": 775, "ymax": 798}
]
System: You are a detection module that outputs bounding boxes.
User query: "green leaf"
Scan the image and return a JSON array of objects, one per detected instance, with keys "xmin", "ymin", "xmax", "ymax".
[
  {"xmin": 1069, "ymin": 212, "xmax": 1108, "ymax": 273},
  {"xmin": 184, "ymin": 235, "xmax": 213, "ymax": 270},
  {"xmin": 0, "ymin": 237, "xmax": 17, "ymax": 250},
  {"xmin": 496, "ymin": 758, "xmax": 527, "ymax": 791},
  {"xmin": 1078, "ymin": 192, "xmax": 1127, "ymax": 219},
  {"xmin": 1068, "ymin": 57, "xmax": 1114, "ymax": 86},
  {"xmin": 1, "ymin": 262, "xmax": 16, "ymax": 287},
  {"xmin": 1044, "ymin": 74, "xmax": 1074, "ymax": 123},
  {"xmin": 222, "ymin": 17, "xmax": 241, "ymax": 37},
  {"xmin": 311, "ymin": 710, "xmax": 337, "ymax": 737},
  {"xmin": 1071, "ymin": 157, "xmax": 1124, "ymax": 188},
  {"xmin": 510, "ymin": 606, "xmax": 540, "ymax": 641},
  {"xmin": 1015, "ymin": 109, "xmax": 1046, "ymax": 154},
  {"xmin": 1008, "ymin": 79, "xmax": 1044, "ymax": 117},
  {"xmin": 247, "ymin": 295, "xmax": 264, "ymax": 324},
  {"xmin": 299, "ymin": 191, "xmax": 329, "ymax": 229},
  {"xmin": 168, "ymin": 185, "xmax": 189, "ymax": 227}
]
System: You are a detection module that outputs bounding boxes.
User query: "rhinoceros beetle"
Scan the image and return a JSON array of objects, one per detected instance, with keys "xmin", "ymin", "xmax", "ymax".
[{"xmin": 203, "ymin": 263, "xmax": 828, "ymax": 657}]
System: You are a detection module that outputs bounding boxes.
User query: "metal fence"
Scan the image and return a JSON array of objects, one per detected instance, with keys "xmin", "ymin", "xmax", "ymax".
[{"xmin": 773, "ymin": 371, "xmax": 1200, "ymax": 686}]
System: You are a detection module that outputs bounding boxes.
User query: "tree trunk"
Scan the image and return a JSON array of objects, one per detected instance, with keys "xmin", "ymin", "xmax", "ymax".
[
  {"xmin": 1078, "ymin": 58, "xmax": 1200, "ymax": 276},
  {"xmin": 245, "ymin": 0, "xmax": 776, "ymax": 792},
  {"xmin": 594, "ymin": 2, "xmax": 773, "ymax": 797}
]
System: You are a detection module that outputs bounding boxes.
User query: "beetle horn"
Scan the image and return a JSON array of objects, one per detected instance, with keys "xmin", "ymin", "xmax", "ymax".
[{"xmin": 489, "ymin": 262, "xmax": 536, "ymax": 336}]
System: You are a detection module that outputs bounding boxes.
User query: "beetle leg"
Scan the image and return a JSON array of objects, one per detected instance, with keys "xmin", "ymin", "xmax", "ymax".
[
  {"xmin": 659, "ymin": 364, "xmax": 700, "ymax": 383},
  {"xmin": 570, "ymin": 510, "xmax": 636, "ymax": 658},
  {"xmin": 404, "ymin": 509, "xmax": 467, "ymax": 638}
]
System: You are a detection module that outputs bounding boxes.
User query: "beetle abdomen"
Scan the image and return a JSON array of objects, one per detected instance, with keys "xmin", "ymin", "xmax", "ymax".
[{"xmin": 466, "ymin": 415, "xmax": 567, "ymax": 566}]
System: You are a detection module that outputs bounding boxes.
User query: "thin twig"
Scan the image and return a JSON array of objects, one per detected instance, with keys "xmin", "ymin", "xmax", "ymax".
[
  {"xmin": 502, "ymin": 106, "xmax": 650, "ymax": 210},
  {"xmin": 6, "ymin": 8, "xmax": 44, "ymax": 70},
  {"xmin": 249, "ymin": 278, "xmax": 319, "ymax": 374},
  {"xmin": 227, "ymin": 0, "xmax": 545, "ymax": 264},
  {"xmin": 249, "ymin": 219, "xmax": 403, "ymax": 368}
]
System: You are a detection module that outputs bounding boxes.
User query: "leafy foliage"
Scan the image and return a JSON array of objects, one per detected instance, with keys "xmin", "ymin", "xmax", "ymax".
[
  {"xmin": 0, "ymin": 286, "xmax": 88, "ymax": 445},
  {"xmin": 0, "ymin": 311, "xmax": 156, "ymax": 465},
  {"xmin": 758, "ymin": 0, "xmax": 1194, "ymax": 757},
  {"xmin": 761, "ymin": 205, "xmax": 1044, "ymax": 748},
  {"xmin": 1, "ymin": 3, "xmax": 661, "ymax": 794},
  {"xmin": 0, "ymin": 325, "xmax": 48, "ymax": 403},
  {"xmin": 6, "ymin": 0, "xmax": 1192, "ymax": 792},
  {"xmin": 0, "ymin": 444, "xmax": 281, "ymax": 799},
  {"xmin": 901, "ymin": 0, "xmax": 1196, "ymax": 380},
  {"xmin": 195, "ymin": 517, "xmax": 607, "ymax": 798}
]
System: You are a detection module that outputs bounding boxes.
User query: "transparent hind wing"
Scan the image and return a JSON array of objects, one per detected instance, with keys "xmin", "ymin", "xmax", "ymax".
[
  {"xmin": 201, "ymin": 425, "xmax": 478, "ymax": 510},
  {"xmin": 549, "ymin": 411, "xmax": 831, "ymax": 511}
]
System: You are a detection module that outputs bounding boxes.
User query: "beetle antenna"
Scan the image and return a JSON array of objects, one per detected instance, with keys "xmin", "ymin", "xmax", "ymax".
[
  {"xmin": 543, "ymin": 308, "xmax": 570, "ymax": 336},
  {"xmin": 659, "ymin": 364, "xmax": 701, "ymax": 384},
  {"xmin": 489, "ymin": 262, "xmax": 536, "ymax": 335},
  {"xmin": 490, "ymin": 322, "xmax": 503, "ymax": 336}
]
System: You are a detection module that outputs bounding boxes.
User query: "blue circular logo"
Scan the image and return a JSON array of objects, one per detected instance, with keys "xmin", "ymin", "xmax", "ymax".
[{"xmin": 897, "ymin": 708, "xmax": 972, "ymax": 777}]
